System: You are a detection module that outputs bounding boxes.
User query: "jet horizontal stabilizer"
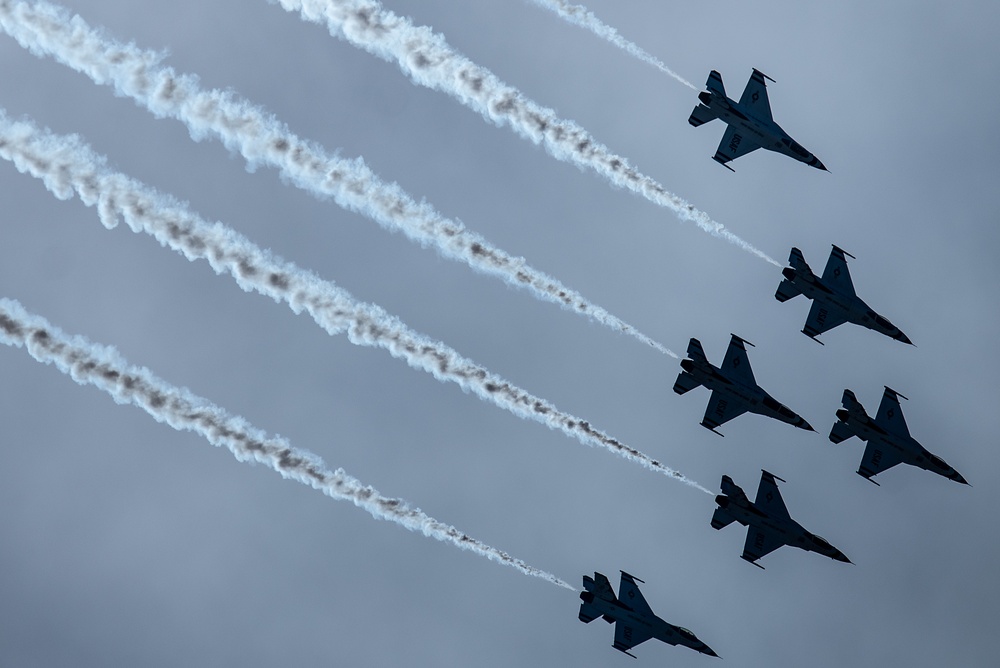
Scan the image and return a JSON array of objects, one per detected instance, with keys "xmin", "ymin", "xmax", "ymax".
[{"xmin": 829, "ymin": 420, "xmax": 857, "ymax": 444}]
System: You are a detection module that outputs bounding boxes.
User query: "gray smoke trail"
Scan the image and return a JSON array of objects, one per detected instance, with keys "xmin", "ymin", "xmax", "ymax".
[
  {"xmin": 0, "ymin": 111, "xmax": 710, "ymax": 493},
  {"xmin": 273, "ymin": 0, "xmax": 780, "ymax": 266},
  {"xmin": 0, "ymin": 298, "xmax": 575, "ymax": 589},
  {"xmin": 527, "ymin": 0, "xmax": 697, "ymax": 90},
  {"xmin": 0, "ymin": 0, "xmax": 674, "ymax": 355}
]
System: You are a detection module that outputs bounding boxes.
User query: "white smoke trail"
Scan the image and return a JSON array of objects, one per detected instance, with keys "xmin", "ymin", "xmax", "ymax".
[
  {"xmin": 272, "ymin": 0, "xmax": 780, "ymax": 267},
  {"xmin": 527, "ymin": 0, "xmax": 698, "ymax": 90},
  {"xmin": 0, "ymin": 111, "xmax": 710, "ymax": 493},
  {"xmin": 0, "ymin": 0, "xmax": 674, "ymax": 355},
  {"xmin": 0, "ymin": 297, "xmax": 575, "ymax": 589}
]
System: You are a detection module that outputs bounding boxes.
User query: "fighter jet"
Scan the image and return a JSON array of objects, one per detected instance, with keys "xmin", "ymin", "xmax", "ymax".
[
  {"xmin": 688, "ymin": 68, "xmax": 827, "ymax": 172},
  {"xmin": 673, "ymin": 334, "xmax": 813, "ymax": 435},
  {"xmin": 578, "ymin": 571, "xmax": 718, "ymax": 659},
  {"xmin": 775, "ymin": 245, "xmax": 913, "ymax": 345},
  {"xmin": 830, "ymin": 387, "xmax": 968, "ymax": 486},
  {"xmin": 711, "ymin": 470, "xmax": 851, "ymax": 568}
]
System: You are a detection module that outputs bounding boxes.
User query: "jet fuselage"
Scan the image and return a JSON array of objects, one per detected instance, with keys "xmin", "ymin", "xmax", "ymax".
[
  {"xmin": 834, "ymin": 409, "xmax": 966, "ymax": 483},
  {"xmin": 579, "ymin": 580, "xmax": 715, "ymax": 656},
  {"xmin": 698, "ymin": 90, "xmax": 825, "ymax": 170},
  {"xmin": 782, "ymin": 266, "xmax": 911, "ymax": 343},
  {"xmin": 680, "ymin": 357, "xmax": 811, "ymax": 430},
  {"xmin": 714, "ymin": 496, "xmax": 850, "ymax": 563}
]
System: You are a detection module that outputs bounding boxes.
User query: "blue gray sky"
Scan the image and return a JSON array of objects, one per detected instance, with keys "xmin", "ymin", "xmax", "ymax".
[{"xmin": 1, "ymin": 1, "xmax": 998, "ymax": 665}]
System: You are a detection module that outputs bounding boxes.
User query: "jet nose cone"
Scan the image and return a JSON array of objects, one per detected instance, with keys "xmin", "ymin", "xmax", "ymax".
[
  {"xmin": 798, "ymin": 418, "xmax": 815, "ymax": 432},
  {"xmin": 952, "ymin": 471, "xmax": 970, "ymax": 485},
  {"xmin": 895, "ymin": 331, "xmax": 913, "ymax": 345},
  {"xmin": 808, "ymin": 156, "xmax": 828, "ymax": 171},
  {"xmin": 834, "ymin": 550, "xmax": 853, "ymax": 564},
  {"xmin": 701, "ymin": 645, "xmax": 720, "ymax": 658}
]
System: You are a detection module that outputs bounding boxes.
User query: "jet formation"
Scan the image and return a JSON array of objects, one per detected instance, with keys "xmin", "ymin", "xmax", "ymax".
[
  {"xmin": 711, "ymin": 470, "xmax": 851, "ymax": 568},
  {"xmin": 830, "ymin": 387, "xmax": 968, "ymax": 485},
  {"xmin": 673, "ymin": 334, "xmax": 813, "ymax": 435},
  {"xmin": 579, "ymin": 66, "xmax": 966, "ymax": 661},
  {"xmin": 578, "ymin": 571, "xmax": 718, "ymax": 659},
  {"xmin": 688, "ymin": 68, "xmax": 827, "ymax": 171},
  {"xmin": 776, "ymin": 246, "xmax": 912, "ymax": 345}
]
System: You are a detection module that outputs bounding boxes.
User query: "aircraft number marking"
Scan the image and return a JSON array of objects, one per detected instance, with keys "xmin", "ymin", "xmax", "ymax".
[
  {"xmin": 754, "ymin": 532, "xmax": 765, "ymax": 549},
  {"xmin": 872, "ymin": 449, "xmax": 883, "ymax": 467},
  {"xmin": 729, "ymin": 134, "xmax": 743, "ymax": 153},
  {"xmin": 817, "ymin": 308, "xmax": 829, "ymax": 324},
  {"xmin": 715, "ymin": 399, "xmax": 729, "ymax": 418},
  {"xmin": 624, "ymin": 626, "xmax": 633, "ymax": 642}
]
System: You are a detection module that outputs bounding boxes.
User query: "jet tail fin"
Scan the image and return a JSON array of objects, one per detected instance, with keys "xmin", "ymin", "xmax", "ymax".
[
  {"xmin": 673, "ymin": 338, "xmax": 708, "ymax": 394},
  {"xmin": 579, "ymin": 572, "xmax": 617, "ymax": 623},
  {"xmin": 706, "ymin": 70, "xmax": 725, "ymax": 96}
]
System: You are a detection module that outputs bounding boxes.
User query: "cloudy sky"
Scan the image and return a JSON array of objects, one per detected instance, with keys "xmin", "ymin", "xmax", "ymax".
[{"xmin": 1, "ymin": 1, "xmax": 998, "ymax": 665}]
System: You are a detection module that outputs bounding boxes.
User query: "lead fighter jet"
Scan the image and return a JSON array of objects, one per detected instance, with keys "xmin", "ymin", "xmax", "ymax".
[
  {"xmin": 830, "ymin": 387, "xmax": 968, "ymax": 486},
  {"xmin": 775, "ymin": 245, "xmax": 913, "ymax": 345},
  {"xmin": 578, "ymin": 571, "xmax": 717, "ymax": 659},
  {"xmin": 711, "ymin": 470, "xmax": 851, "ymax": 568},
  {"xmin": 688, "ymin": 68, "xmax": 827, "ymax": 171},
  {"xmin": 673, "ymin": 334, "xmax": 813, "ymax": 435}
]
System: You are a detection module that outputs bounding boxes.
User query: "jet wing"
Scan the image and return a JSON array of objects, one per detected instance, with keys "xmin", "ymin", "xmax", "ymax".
[
  {"xmin": 618, "ymin": 572, "xmax": 655, "ymax": 617},
  {"xmin": 713, "ymin": 125, "xmax": 761, "ymax": 168},
  {"xmin": 738, "ymin": 69, "xmax": 774, "ymax": 122},
  {"xmin": 753, "ymin": 471, "xmax": 791, "ymax": 522},
  {"xmin": 874, "ymin": 387, "xmax": 911, "ymax": 438},
  {"xmin": 820, "ymin": 246, "xmax": 857, "ymax": 297},
  {"xmin": 613, "ymin": 618, "xmax": 654, "ymax": 656},
  {"xmin": 802, "ymin": 301, "xmax": 849, "ymax": 340},
  {"xmin": 701, "ymin": 389, "xmax": 749, "ymax": 433},
  {"xmin": 721, "ymin": 335, "xmax": 757, "ymax": 386},
  {"xmin": 858, "ymin": 441, "xmax": 903, "ymax": 480},
  {"xmin": 742, "ymin": 526, "xmax": 785, "ymax": 565}
]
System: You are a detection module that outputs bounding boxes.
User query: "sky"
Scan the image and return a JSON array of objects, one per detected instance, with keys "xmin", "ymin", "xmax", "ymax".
[{"xmin": 1, "ymin": 1, "xmax": 998, "ymax": 665}]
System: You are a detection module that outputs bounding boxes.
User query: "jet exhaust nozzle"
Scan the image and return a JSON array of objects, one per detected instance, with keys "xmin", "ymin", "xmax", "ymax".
[
  {"xmin": 579, "ymin": 591, "xmax": 594, "ymax": 604},
  {"xmin": 698, "ymin": 91, "xmax": 712, "ymax": 105},
  {"xmin": 836, "ymin": 409, "xmax": 849, "ymax": 422},
  {"xmin": 715, "ymin": 495, "xmax": 729, "ymax": 508},
  {"xmin": 680, "ymin": 359, "xmax": 694, "ymax": 373},
  {"xmin": 781, "ymin": 267, "xmax": 796, "ymax": 281}
]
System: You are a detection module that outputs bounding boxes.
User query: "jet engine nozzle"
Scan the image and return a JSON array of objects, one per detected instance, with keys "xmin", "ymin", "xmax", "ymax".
[
  {"xmin": 580, "ymin": 591, "xmax": 595, "ymax": 604},
  {"xmin": 836, "ymin": 409, "xmax": 849, "ymax": 422},
  {"xmin": 698, "ymin": 91, "xmax": 712, "ymax": 105},
  {"xmin": 680, "ymin": 359, "xmax": 694, "ymax": 373},
  {"xmin": 781, "ymin": 267, "xmax": 796, "ymax": 281},
  {"xmin": 715, "ymin": 495, "xmax": 729, "ymax": 509}
]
